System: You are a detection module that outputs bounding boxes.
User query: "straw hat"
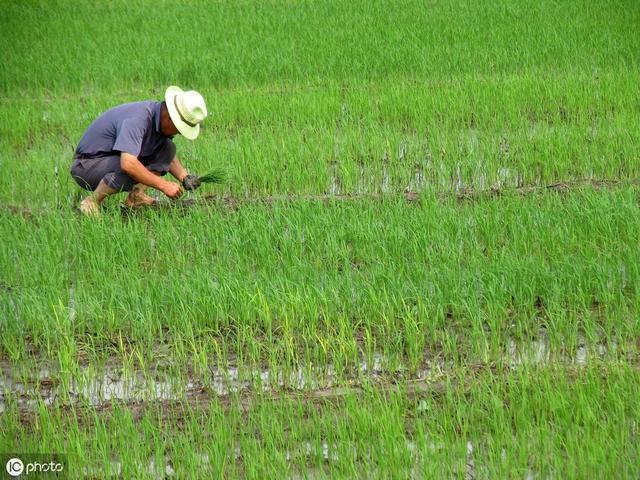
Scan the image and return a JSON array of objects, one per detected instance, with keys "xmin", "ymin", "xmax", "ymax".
[{"xmin": 165, "ymin": 86, "xmax": 207, "ymax": 140}]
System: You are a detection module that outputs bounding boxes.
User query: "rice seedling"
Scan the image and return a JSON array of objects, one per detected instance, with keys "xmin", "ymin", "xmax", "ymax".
[
  {"xmin": 197, "ymin": 167, "xmax": 227, "ymax": 185},
  {"xmin": 1, "ymin": 0, "xmax": 639, "ymax": 477}
]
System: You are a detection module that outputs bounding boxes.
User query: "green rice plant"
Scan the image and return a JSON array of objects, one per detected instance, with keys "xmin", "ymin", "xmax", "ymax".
[
  {"xmin": 197, "ymin": 167, "xmax": 227, "ymax": 185},
  {"xmin": 1, "ymin": 1, "xmax": 640, "ymax": 476},
  {"xmin": 2, "ymin": 364, "xmax": 639, "ymax": 478}
]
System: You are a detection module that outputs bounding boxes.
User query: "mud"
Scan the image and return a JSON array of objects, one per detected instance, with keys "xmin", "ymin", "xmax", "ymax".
[
  {"xmin": 2, "ymin": 177, "xmax": 635, "ymax": 217},
  {"xmin": 0, "ymin": 333, "xmax": 626, "ymax": 425},
  {"xmin": 1, "ymin": 335, "xmax": 629, "ymax": 478},
  {"xmin": 178, "ymin": 177, "xmax": 632, "ymax": 209}
]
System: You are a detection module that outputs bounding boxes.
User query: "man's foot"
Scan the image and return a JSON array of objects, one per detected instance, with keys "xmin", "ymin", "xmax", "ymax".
[
  {"xmin": 79, "ymin": 197, "xmax": 100, "ymax": 217},
  {"xmin": 124, "ymin": 190, "xmax": 158, "ymax": 208}
]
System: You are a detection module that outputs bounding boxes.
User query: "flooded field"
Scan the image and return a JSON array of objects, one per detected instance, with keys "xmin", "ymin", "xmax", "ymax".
[
  {"xmin": 2, "ymin": 0, "xmax": 640, "ymax": 477},
  {"xmin": 1, "ymin": 333, "xmax": 628, "ymax": 417},
  {"xmin": 3, "ymin": 182, "xmax": 639, "ymax": 477}
]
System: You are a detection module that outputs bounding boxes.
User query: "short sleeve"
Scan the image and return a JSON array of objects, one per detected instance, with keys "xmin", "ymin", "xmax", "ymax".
[{"xmin": 113, "ymin": 118, "xmax": 147, "ymax": 157}]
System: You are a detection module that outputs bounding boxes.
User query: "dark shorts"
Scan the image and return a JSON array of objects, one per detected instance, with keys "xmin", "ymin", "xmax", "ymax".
[{"xmin": 70, "ymin": 140, "xmax": 176, "ymax": 192}]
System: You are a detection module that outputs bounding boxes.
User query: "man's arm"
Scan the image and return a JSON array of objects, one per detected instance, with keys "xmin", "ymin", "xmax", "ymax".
[
  {"xmin": 168, "ymin": 155, "xmax": 188, "ymax": 182},
  {"xmin": 120, "ymin": 152, "xmax": 182, "ymax": 198},
  {"xmin": 169, "ymin": 156, "xmax": 202, "ymax": 191}
]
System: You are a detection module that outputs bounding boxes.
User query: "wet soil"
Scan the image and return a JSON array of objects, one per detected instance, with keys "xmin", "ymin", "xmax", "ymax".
[
  {"xmin": 172, "ymin": 178, "xmax": 636, "ymax": 210},
  {"xmin": 2, "ymin": 335, "xmax": 634, "ymax": 428},
  {"xmin": 2, "ymin": 178, "xmax": 636, "ymax": 217}
]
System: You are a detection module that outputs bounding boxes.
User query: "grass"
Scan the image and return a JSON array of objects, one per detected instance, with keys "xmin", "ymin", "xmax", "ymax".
[
  {"xmin": 2, "ymin": 189, "xmax": 639, "ymax": 366},
  {"xmin": 1, "ymin": 0, "xmax": 639, "ymax": 477},
  {"xmin": 2, "ymin": 365, "xmax": 638, "ymax": 478},
  {"xmin": 3, "ymin": 72, "xmax": 640, "ymax": 206}
]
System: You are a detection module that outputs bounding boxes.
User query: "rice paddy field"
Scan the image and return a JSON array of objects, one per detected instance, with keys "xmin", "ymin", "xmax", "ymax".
[{"xmin": 1, "ymin": 0, "xmax": 640, "ymax": 477}]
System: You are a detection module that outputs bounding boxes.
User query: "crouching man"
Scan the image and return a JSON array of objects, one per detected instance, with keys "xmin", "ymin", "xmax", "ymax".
[{"xmin": 71, "ymin": 86, "xmax": 206, "ymax": 216}]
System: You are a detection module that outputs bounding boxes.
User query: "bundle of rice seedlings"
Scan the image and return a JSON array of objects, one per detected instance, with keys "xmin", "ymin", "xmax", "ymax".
[{"xmin": 197, "ymin": 167, "xmax": 227, "ymax": 184}]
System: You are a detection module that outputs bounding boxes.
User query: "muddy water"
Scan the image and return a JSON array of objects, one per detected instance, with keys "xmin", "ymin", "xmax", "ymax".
[
  {"xmin": 0, "ymin": 333, "xmax": 617, "ymax": 480},
  {"xmin": 0, "ymin": 334, "xmax": 619, "ymax": 415}
]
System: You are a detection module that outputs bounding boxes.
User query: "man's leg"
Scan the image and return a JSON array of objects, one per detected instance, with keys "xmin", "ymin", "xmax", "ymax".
[
  {"xmin": 79, "ymin": 180, "xmax": 118, "ymax": 216},
  {"xmin": 124, "ymin": 172, "xmax": 162, "ymax": 207},
  {"xmin": 71, "ymin": 154, "xmax": 134, "ymax": 216}
]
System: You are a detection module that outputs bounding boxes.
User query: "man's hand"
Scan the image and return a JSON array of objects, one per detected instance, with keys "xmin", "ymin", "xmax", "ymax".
[
  {"xmin": 182, "ymin": 174, "xmax": 201, "ymax": 191},
  {"xmin": 160, "ymin": 180, "xmax": 183, "ymax": 199}
]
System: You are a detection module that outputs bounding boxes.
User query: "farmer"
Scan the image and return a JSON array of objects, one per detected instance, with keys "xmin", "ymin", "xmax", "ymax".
[{"xmin": 71, "ymin": 86, "xmax": 206, "ymax": 215}]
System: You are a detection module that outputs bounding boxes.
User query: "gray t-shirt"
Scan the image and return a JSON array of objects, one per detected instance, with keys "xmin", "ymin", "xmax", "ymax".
[{"xmin": 75, "ymin": 101, "xmax": 172, "ymax": 160}]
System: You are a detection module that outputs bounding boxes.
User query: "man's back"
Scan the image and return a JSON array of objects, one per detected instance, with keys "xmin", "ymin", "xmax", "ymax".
[{"xmin": 75, "ymin": 100, "xmax": 165, "ymax": 159}]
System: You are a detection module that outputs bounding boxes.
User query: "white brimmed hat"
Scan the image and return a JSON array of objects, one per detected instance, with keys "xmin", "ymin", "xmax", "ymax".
[{"xmin": 165, "ymin": 86, "xmax": 207, "ymax": 140}]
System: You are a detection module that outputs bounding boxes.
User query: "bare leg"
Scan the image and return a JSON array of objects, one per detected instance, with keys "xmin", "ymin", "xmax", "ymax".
[
  {"xmin": 79, "ymin": 180, "xmax": 117, "ymax": 216},
  {"xmin": 124, "ymin": 171, "xmax": 161, "ymax": 207},
  {"xmin": 124, "ymin": 184, "xmax": 157, "ymax": 207}
]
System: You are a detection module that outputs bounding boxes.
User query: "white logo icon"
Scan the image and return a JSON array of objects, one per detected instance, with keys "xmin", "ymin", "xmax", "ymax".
[{"xmin": 6, "ymin": 458, "xmax": 24, "ymax": 477}]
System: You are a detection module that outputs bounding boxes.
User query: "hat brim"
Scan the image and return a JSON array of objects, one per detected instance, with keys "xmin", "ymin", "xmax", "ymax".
[{"xmin": 165, "ymin": 86, "xmax": 200, "ymax": 140}]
